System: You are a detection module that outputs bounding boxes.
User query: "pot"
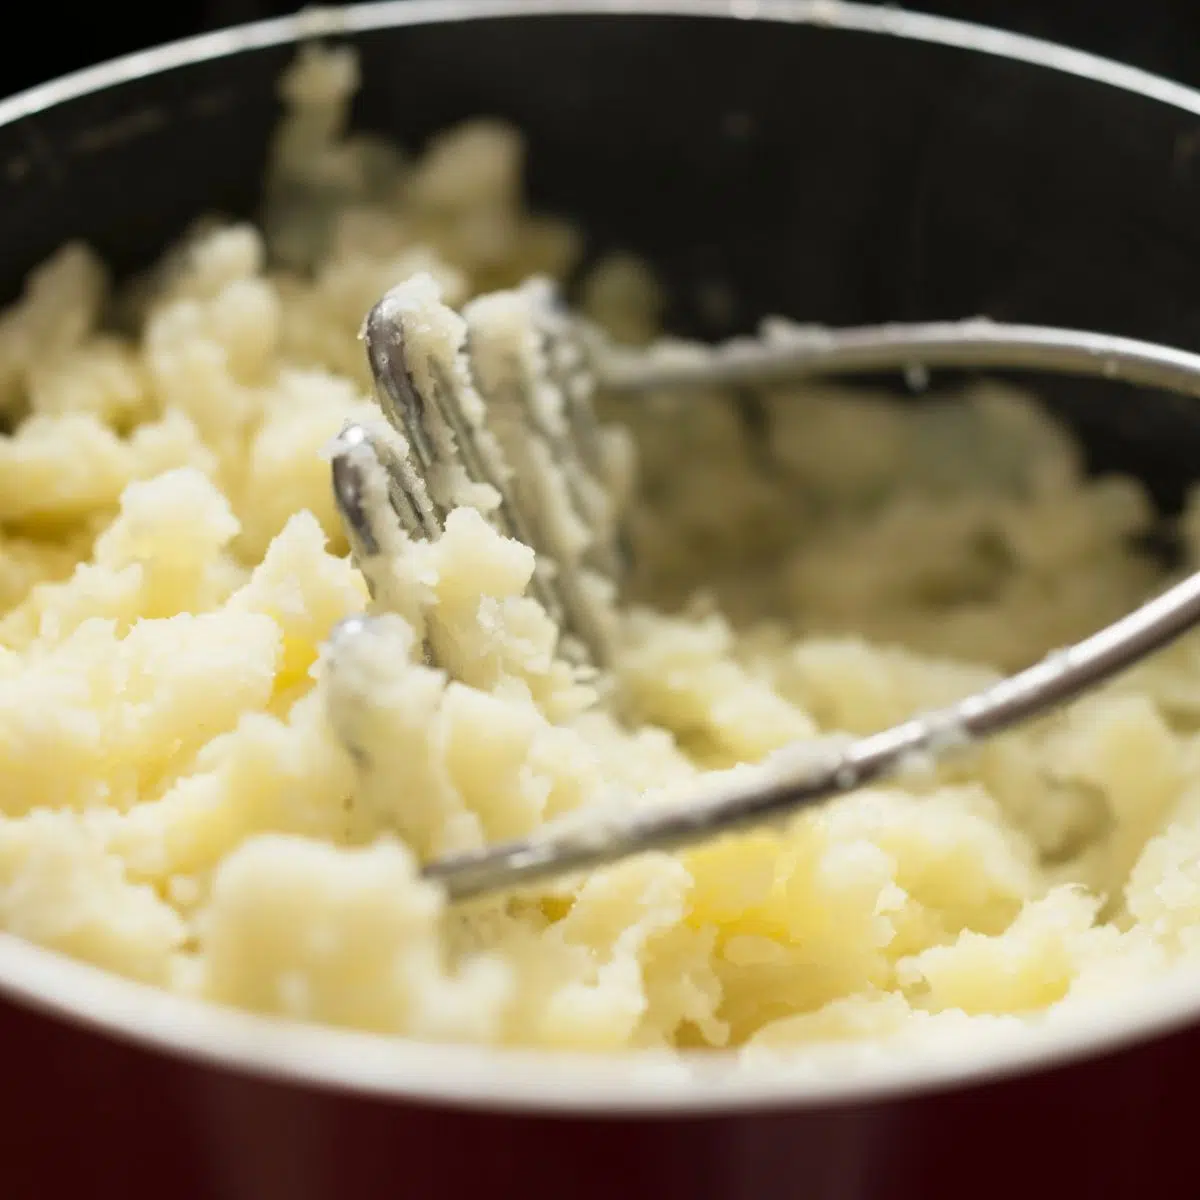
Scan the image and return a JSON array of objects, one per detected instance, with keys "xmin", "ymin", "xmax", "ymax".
[{"xmin": 5, "ymin": 3, "xmax": 1200, "ymax": 1197}]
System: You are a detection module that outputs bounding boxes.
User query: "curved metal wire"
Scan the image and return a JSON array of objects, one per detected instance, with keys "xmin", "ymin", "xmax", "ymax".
[{"xmin": 419, "ymin": 320, "xmax": 1200, "ymax": 900}]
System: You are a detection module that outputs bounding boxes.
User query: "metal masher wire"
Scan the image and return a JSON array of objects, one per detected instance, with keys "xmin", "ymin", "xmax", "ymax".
[{"xmin": 330, "ymin": 285, "xmax": 1200, "ymax": 902}]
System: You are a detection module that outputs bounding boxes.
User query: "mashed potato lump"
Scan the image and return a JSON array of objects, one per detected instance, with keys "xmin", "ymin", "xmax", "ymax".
[{"xmin": 3, "ymin": 44, "xmax": 1200, "ymax": 1058}]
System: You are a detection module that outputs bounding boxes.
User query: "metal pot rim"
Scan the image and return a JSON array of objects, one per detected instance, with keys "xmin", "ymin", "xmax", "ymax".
[{"xmin": 3, "ymin": 0, "xmax": 1200, "ymax": 1114}]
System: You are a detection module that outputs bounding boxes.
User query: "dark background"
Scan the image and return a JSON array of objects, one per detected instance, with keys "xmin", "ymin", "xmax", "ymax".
[{"xmin": 5, "ymin": 0, "xmax": 1200, "ymax": 97}]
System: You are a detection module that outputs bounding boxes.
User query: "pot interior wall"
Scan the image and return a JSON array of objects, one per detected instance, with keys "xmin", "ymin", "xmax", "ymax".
[{"xmin": 3, "ymin": 12, "xmax": 1200, "ymax": 502}]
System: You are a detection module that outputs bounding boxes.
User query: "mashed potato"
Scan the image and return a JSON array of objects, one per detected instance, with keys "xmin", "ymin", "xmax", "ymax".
[{"xmin": 2, "ymin": 42, "xmax": 1200, "ymax": 1056}]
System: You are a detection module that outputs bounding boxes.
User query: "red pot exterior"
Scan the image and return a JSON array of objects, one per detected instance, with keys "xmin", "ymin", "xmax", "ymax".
[{"xmin": 2, "ymin": 988, "xmax": 1191, "ymax": 1200}]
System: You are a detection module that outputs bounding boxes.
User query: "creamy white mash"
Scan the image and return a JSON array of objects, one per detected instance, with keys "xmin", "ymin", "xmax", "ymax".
[{"xmin": 0, "ymin": 43, "xmax": 1199, "ymax": 1055}]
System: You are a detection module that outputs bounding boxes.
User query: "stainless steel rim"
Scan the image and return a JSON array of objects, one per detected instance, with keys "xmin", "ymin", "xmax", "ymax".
[
  {"xmin": 6, "ymin": 0, "xmax": 1200, "ymax": 130},
  {"xmin": 2, "ymin": 0, "xmax": 1200, "ymax": 1114}
]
